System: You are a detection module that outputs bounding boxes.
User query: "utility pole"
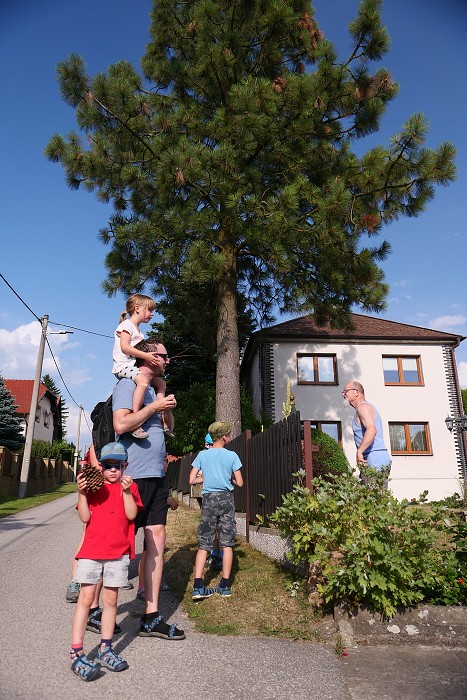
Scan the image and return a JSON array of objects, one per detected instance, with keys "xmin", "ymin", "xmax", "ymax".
[
  {"xmin": 19, "ymin": 315, "xmax": 49, "ymax": 498},
  {"xmin": 73, "ymin": 406, "xmax": 83, "ymax": 481}
]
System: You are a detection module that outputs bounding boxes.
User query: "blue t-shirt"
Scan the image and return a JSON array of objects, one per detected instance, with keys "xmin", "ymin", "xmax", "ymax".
[
  {"xmin": 112, "ymin": 378, "xmax": 166, "ymax": 479},
  {"xmin": 192, "ymin": 447, "xmax": 242, "ymax": 495}
]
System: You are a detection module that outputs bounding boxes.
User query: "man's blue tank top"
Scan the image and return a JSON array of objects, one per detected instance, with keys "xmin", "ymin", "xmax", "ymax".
[{"xmin": 352, "ymin": 401, "xmax": 387, "ymax": 456}]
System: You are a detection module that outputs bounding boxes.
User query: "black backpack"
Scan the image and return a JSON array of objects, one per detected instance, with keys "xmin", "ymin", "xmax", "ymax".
[{"xmin": 90, "ymin": 396, "xmax": 116, "ymax": 460}]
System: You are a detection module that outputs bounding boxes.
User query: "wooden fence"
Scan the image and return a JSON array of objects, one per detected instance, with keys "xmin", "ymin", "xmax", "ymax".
[
  {"xmin": 0, "ymin": 446, "xmax": 75, "ymax": 498},
  {"xmin": 165, "ymin": 412, "xmax": 318, "ymax": 541}
]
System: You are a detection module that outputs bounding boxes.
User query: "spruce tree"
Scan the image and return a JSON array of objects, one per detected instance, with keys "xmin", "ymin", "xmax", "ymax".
[
  {"xmin": 0, "ymin": 375, "xmax": 26, "ymax": 451},
  {"xmin": 46, "ymin": 0, "xmax": 456, "ymax": 434}
]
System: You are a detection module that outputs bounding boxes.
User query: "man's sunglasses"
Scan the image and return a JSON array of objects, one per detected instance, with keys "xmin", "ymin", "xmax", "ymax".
[{"xmin": 153, "ymin": 353, "xmax": 168, "ymax": 360}]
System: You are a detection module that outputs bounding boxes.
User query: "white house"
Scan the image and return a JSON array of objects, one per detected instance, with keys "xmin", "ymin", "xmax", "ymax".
[
  {"xmin": 4, "ymin": 379, "xmax": 62, "ymax": 444},
  {"xmin": 241, "ymin": 313, "xmax": 466, "ymax": 501}
]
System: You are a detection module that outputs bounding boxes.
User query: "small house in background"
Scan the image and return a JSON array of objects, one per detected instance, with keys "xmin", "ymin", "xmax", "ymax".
[
  {"xmin": 4, "ymin": 379, "xmax": 62, "ymax": 444},
  {"xmin": 241, "ymin": 313, "xmax": 466, "ymax": 502}
]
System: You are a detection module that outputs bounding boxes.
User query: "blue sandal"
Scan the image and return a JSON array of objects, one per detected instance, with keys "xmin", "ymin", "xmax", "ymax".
[
  {"xmin": 97, "ymin": 646, "xmax": 129, "ymax": 672},
  {"xmin": 71, "ymin": 653, "xmax": 101, "ymax": 682}
]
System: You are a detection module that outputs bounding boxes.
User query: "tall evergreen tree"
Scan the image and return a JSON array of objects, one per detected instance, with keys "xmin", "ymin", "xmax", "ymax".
[
  {"xmin": 150, "ymin": 280, "xmax": 257, "ymax": 394},
  {"xmin": 46, "ymin": 0, "xmax": 456, "ymax": 435},
  {"xmin": 0, "ymin": 375, "xmax": 26, "ymax": 451},
  {"xmin": 42, "ymin": 373, "xmax": 67, "ymax": 439}
]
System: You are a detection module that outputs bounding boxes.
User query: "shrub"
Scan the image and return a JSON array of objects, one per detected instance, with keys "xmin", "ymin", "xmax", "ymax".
[
  {"xmin": 310, "ymin": 428, "xmax": 351, "ymax": 479},
  {"xmin": 22, "ymin": 439, "xmax": 75, "ymax": 461},
  {"xmin": 271, "ymin": 468, "xmax": 466, "ymax": 617}
]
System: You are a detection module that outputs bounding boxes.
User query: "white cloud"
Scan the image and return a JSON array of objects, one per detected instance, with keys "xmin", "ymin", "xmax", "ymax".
[
  {"xmin": 428, "ymin": 315, "xmax": 466, "ymax": 332},
  {"xmin": 0, "ymin": 321, "xmax": 75, "ymax": 378},
  {"xmin": 458, "ymin": 361, "xmax": 467, "ymax": 389},
  {"xmin": 67, "ymin": 405, "xmax": 92, "ymax": 450},
  {"xmin": 392, "ymin": 279, "xmax": 412, "ymax": 288}
]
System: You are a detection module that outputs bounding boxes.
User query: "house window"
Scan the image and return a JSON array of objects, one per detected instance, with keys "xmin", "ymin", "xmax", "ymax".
[
  {"xmin": 44, "ymin": 411, "xmax": 50, "ymax": 428},
  {"xmin": 389, "ymin": 423, "xmax": 431, "ymax": 454},
  {"xmin": 382, "ymin": 356, "xmax": 423, "ymax": 385},
  {"xmin": 35, "ymin": 408, "xmax": 41, "ymax": 423},
  {"xmin": 310, "ymin": 421, "xmax": 342, "ymax": 446},
  {"xmin": 297, "ymin": 354, "xmax": 338, "ymax": 385}
]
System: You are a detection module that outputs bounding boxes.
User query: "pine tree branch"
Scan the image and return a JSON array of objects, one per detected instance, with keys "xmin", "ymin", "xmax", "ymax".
[{"xmin": 89, "ymin": 94, "xmax": 158, "ymax": 160}]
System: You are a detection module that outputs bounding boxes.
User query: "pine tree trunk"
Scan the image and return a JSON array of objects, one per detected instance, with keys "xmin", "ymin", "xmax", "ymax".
[{"xmin": 216, "ymin": 242, "xmax": 241, "ymax": 437}]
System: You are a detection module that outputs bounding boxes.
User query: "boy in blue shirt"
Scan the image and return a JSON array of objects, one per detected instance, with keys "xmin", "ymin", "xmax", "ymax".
[{"xmin": 189, "ymin": 422, "xmax": 243, "ymax": 599}]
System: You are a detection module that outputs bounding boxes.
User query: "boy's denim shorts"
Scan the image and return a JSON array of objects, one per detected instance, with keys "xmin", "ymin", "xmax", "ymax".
[
  {"xmin": 75, "ymin": 554, "xmax": 130, "ymax": 587},
  {"xmin": 197, "ymin": 491, "xmax": 236, "ymax": 550}
]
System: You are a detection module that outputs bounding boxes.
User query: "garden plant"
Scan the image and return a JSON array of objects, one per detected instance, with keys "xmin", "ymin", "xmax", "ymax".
[{"xmin": 271, "ymin": 468, "xmax": 466, "ymax": 617}]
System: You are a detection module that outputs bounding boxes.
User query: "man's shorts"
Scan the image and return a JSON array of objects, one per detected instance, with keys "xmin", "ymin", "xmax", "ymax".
[
  {"xmin": 75, "ymin": 555, "xmax": 130, "ymax": 587},
  {"xmin": 197, "ymin": 491, "xmax": 236, "ymax": 550},
  {"xmin": 134, "ymin": 477, "xmax": 169, "ymax": 531}
]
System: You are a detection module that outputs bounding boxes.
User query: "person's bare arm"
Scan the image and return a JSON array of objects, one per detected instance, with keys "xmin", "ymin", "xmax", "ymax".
[
  {"xmin": 355, "ymin": 403, "xmax": 377, "ymax": 464},
  {"xmin": 189, "ymin": 467, "xmax": 203, "ymax": 485},
  {"xmin": 76, "ymin": 473, "xmax": 91, "ymax": 523},
  {"xmin": 119, "ymin": 330, "xmax": 159, "ymax": 368},
  {"xmin": 113, "ymin": 394, "xmax": 177, "ymax": 435},
  {"xmin": 232, "ymin": 469, "xmax": 243, "ymax": 487},
  {"xmin": 121, "ymin": 476, "xmax": 138, "ymax": 520}
]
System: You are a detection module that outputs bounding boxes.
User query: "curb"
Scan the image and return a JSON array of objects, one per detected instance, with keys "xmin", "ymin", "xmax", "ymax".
[{"xmin": 335, "ymin": 604, "xmax": 467, "ymax": 649}]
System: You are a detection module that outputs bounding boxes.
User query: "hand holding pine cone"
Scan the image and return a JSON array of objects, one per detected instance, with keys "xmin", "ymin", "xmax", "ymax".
[{"xmin": 80, "ymin": 465, "xmax": 104, "ymax": 492}]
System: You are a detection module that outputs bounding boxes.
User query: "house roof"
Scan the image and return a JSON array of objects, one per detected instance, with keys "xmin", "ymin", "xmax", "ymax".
[
  {"xmin": 4, "ymin": 379, "xmax": 57, "ymax": 414},
  {"xmin": 241, "ymin": 312, "xmax": 465, "ymax": 371}
]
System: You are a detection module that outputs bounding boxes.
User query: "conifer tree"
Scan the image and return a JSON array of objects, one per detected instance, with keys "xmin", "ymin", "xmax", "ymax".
[
  {"xmin": 46, "ymin": 0, "xmax": 456, "ymax": 434},
  {"xmin": 0, "ymin": 375, "xmax": 26, "ymax": 451},
  {"xmin": 42, "ymin": 373, "xmax": 67, "ymax": 439}
]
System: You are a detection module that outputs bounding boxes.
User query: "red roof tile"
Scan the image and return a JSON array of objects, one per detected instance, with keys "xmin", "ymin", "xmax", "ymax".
[{"xmin": 4, "ymin": 379, "xmax": 51, "ymax": 414}]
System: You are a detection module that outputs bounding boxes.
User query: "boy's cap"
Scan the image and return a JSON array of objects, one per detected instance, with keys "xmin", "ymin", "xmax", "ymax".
[
  {"xmin": 208, "ymin": 422, "xmax": 232, "ymax": 441},
  {"xmin": 100, "ymin": 442, "xmax": 128, "ymax": 462},
  {"xmin": 204, "ymin": 433, "xmax": 213, "ymax": 445}
]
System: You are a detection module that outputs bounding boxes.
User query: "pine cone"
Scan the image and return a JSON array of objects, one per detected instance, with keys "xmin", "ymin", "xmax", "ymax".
[{"xmin": 80, "ymin": 465, "xmax": 104, "ymax": 492}]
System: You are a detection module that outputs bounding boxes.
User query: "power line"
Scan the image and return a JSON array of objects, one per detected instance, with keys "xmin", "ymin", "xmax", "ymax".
[
  {"xmin": 0, "ymin": 272, "xmax": 40, "ymax": 321},
  {"xmin": 0, "ymin": 272, "xmax": 100, "ymax": 426},
  {"xmin": 49, "ymin": 320, "xmax": 113, "ymax": 339},
  {"xmin": 45, "ymin": 338, "xmax": 82, "ymax": 410}
]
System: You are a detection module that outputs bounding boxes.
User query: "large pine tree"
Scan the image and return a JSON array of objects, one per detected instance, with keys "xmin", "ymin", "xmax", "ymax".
[
  {"xmin": 46, "ymin": 0, "xmax": 456, "ymax": 434},
  {"xmin": 0, "ymin": 376, "xmax": 26, "ymax": 452}
]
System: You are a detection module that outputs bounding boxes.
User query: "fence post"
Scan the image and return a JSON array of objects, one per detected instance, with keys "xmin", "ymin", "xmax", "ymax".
[
  {"xmin": 303, "ymin": 420, "xmax": 314, "ymax": 493},
  {"xmin": 244, "ymin": 429, "xmax": 251, "ymax": 543}
]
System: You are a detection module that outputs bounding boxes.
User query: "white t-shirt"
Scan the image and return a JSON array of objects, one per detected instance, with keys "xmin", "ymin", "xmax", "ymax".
[{"xmin": 112, "ymin": 319, "xmax": 144, "ymax": 374}]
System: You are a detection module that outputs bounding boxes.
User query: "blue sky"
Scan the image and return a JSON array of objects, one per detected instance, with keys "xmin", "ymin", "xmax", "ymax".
[{"xmin": 1, "ymin": 0, "xmax": 466, "ymax": 449}]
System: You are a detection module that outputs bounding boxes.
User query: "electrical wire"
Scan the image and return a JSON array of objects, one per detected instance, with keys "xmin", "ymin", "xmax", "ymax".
[
  {"xmin": 49, "ymin": 320, "xmax": 113, "ymax": 339},
  {"xmin": 0, "ymin": 272, "xmax": 41, "ymax": 321},
  {"xmin": 0, "ymin": 272, "xmax": 98, "ymax": 424}
]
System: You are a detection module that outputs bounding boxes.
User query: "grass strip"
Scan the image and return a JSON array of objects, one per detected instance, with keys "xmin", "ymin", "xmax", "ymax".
[
  {"xmin": 164, "ymin": 504, "xmax": 336, "ymax": 642},
  {"xmin": 0, "ymin": 482, "xmax": 76, "ymax": 518}
]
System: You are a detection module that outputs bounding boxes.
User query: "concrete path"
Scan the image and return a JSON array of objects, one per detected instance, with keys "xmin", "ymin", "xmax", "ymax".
[{"xmin": 0, "ymin": 495, "xmax": 465, "ymax": 700}]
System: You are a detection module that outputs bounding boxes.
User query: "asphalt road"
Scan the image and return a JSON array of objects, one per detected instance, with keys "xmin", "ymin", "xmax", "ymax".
[{"xmin": 0, "ymin": 494, "xmax": 465, "ymax": 700}]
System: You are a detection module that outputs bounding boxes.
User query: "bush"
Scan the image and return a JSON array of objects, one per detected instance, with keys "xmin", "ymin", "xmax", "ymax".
[
  {"xmin": 271, "ymin": 468, "xmax": 466, "ymax": 617},
  {"xmin": 310, "ymin": 428, "xmax": 351, "ymax": 479},
  {"xmin": 22, "ymin": 439, "xmax": 75, "ymax": 461}
]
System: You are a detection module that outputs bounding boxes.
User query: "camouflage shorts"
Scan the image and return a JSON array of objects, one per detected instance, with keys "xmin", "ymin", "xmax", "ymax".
[{"xmin": 197, "ymin": 491, "xmax": 236, "ymax": 550}]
